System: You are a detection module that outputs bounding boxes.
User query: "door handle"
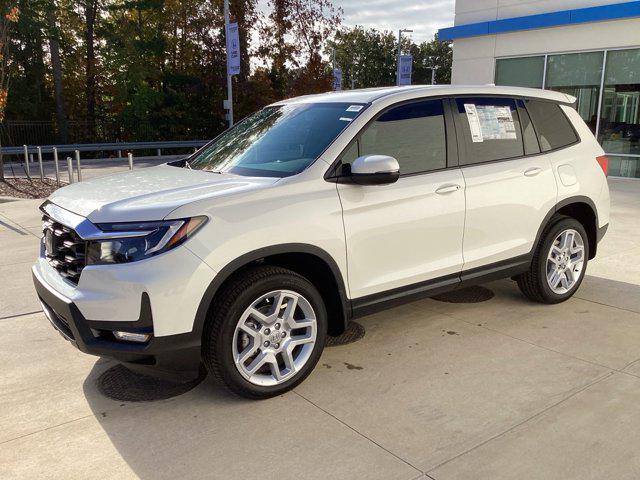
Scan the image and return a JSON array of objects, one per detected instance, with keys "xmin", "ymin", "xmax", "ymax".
[
  {"xmin": 435, "ymin": 184, "xmax": 461, "ymax": 195},
  {"xmin": 524, "ymin": 167, "xmax": 542, "ymax": 177}
]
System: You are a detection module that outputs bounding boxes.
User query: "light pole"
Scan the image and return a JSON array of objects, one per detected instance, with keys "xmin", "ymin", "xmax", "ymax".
[
  {"xmin": 224, "ymin": 0, "xmax": 233, "ymax": 128},
  {"xmin": 431, "ymin": 65, "xmax": 439, "ymax": 85},
  {"xmin": 396, "ymin": 29, "xmax": 413, "ymax": 86}
]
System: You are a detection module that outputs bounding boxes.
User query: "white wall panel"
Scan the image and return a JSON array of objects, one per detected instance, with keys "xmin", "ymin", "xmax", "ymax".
[{"xmin": 451, "ymin": 57, "xmax": 496, "ymax": 84}]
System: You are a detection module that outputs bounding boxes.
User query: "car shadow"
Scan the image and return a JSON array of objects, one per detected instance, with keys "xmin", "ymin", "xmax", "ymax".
[{"xmin": 82, "ymin": 361, "xmax": 263, "ymax": 479}]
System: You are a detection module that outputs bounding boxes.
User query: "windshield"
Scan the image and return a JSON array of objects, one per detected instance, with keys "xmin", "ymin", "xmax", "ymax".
[{"xmin": 188, "ymin": 102, "xmax": 366, "ymax": 177}]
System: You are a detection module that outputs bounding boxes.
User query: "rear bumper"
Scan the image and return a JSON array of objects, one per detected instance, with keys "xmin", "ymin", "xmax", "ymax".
[{"xmin": 33, "ymin": 267, "xmax": 202, "ymax": 380}]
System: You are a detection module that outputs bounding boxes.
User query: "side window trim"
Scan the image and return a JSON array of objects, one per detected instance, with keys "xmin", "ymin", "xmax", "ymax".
[
  {"xmin": 517, "ymin": 99, "xmax": 542, "ymax": 155},
  {"xmin": 443, "ymin": 98, "xmax": 459, "ymax": 168}
]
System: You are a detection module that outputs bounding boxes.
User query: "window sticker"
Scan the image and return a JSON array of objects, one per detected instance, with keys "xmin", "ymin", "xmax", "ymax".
[
  {"xmin": 346, "ymin": 105, "xmax": 363, "ymax": 112},
  {"xmin": 464, "ymin": 104, "xmax": 483, "ymax": 143},
  {"xmin": 464, "ymin": 104, "xmax": 517, "ymax": 142}
]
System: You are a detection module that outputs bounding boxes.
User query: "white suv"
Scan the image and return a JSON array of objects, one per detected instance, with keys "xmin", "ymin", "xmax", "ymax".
[{"xmin": 33, "ymin": 86, "xmax": 610, "ymax": 399}]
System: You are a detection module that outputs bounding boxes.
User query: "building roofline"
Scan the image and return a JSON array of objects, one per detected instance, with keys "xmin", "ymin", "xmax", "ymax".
[{"xmin": 438, "ymin": 0, "xmax": 640, "ymax": 41}]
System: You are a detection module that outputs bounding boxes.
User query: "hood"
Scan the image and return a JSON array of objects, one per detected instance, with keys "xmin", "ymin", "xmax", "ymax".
[{"xmin": 48, "ymin": 164, "xmax": 280, "ymax": 223}]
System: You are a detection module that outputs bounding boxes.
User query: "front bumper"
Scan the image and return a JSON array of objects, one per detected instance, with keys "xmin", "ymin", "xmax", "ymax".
[{"xmin": 33, "ymin": 268, "xmax": 202, "ymax": 380}]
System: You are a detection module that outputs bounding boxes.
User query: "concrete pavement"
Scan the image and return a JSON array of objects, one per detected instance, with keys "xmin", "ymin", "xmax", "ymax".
[{"xmin": 1, "ymin": 178, "xmax": 640, "ymax": 479}]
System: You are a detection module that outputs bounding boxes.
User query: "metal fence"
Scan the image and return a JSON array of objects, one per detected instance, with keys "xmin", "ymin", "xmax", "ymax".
[
  {"xmin": 0, "ymin": 119, "xmax": 223, "ymax": 147},
  {"xmin": 2, "ymin": 140, "xmax": 209, "ymax": 157},
  {"xmin": 1, "ymin": 140, "xmax": 212, "ymax": 185}
]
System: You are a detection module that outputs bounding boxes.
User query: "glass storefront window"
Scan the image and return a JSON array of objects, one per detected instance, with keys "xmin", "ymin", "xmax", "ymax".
[
  {"xmin": 495, "ymin": 56, "xmax": 545, "ymax": 88},
  {"xmin": 545, "ymin": 51, "xmax": 604, "ymax": 133},
  {"xmin": 598, "ymin": 48, "xmax": 640, "ymax": 157},
  {"xmin": 608, "ymin": 155, "xmax": 639, "ymax": 178},
  {"xmin": 494, "ymin": 48, "xmax": 640, "ymax": 178}
]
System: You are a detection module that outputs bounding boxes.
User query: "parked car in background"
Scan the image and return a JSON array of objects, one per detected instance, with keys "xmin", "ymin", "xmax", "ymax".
[{"xmin": 33, "ymin": 85, "xmax": 610, "ymax": 399}]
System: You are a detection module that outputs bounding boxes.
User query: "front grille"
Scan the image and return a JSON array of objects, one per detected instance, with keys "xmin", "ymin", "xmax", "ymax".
[{"xmin": 42, "ymin": 214, "xmax": 86, "ymax": 284}]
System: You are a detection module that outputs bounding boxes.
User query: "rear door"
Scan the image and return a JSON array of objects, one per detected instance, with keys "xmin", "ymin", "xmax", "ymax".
[
  {"xmin": 336, "ymin": 98, "xmax": 466, "ymax": 300},
  {"xmin": 451, "ymin": 96, "xmax": 558, "ymax": 271}
]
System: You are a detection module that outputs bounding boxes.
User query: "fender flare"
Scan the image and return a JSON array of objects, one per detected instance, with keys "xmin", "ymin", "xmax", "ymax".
[
  {"xmin": 192, "ymin": 243, "xmax": 350, "ymax": 339},
  {"xmin": 533, "ymin": 195, "xmax": 599, "ymax": 257}
]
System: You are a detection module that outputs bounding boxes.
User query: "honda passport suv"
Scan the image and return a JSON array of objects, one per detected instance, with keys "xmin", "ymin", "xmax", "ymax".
[{"xmin": 33, "ymin": 86, "xmax": 610, "ymax": 399}]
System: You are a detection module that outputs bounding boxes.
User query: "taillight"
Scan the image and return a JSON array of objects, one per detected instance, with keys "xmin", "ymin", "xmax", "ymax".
[{"xmin": 596, "ymin": 155, "xmax": 609, "ymax": 176}]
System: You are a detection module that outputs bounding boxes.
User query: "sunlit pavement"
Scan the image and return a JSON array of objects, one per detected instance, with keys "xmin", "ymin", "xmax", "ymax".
[{"xmin": 1, "ymin": 178, "xmax": 639, "ymax": 480}]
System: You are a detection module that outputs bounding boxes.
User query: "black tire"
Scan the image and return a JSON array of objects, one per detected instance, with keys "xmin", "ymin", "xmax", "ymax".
[
  {"xmin": 202, "ymin": 265, "xmax": 327, "ymax": 399},
  {"xmin": 517, "ymin": 216, "xmax": 589, "ymax": 304}
]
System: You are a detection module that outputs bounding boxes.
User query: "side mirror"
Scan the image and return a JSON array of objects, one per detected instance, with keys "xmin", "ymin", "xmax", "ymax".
[{"xmin": 349, "ymin": 155, "xmax": 400, "ymax": 185}]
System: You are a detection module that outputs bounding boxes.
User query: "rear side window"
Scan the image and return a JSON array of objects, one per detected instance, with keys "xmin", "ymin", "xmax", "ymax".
[
  {"xmin": 454, "ymin": 97, "xmax": 524, "ymax": 165},
  {"xmin": 524, "ymin": 100, "xmax": 579, "ymax": 152},
  {"xmin": 359, "ymin": 99, "xmax": 447, "ymax": 175}
]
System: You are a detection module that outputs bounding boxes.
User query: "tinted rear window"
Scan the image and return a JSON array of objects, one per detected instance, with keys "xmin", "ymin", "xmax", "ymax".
[{"xmin": 525, "ymin": 100, "xmax": 579, "ymax": 152}]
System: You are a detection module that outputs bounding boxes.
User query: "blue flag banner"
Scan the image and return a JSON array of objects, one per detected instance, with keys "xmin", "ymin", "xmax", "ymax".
[
  {"xmin": 333, "ymin": 68, "xmax": 343, "ymax": 91},
  {"xmin": 399, "ymin": 55, "xmax": 412, "ymax": 86},
  {"xmin": 226, "ymin": 22, "xmax": 240, "ymax": 76}
]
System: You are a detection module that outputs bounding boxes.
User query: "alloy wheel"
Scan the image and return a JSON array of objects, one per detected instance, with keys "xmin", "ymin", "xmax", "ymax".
[
  {"xmin": 546, "ymin": 228, "xmax": 585, "ymax": 294},
  {"xmin": 232, "ymin": 290, "xmax": 317, "ymax": 386}
]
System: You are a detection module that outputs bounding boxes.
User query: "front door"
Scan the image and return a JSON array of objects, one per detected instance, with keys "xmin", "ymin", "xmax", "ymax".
[{"xmin": 336, "ymin": 99, "xmax": 466, "ymax": 300}]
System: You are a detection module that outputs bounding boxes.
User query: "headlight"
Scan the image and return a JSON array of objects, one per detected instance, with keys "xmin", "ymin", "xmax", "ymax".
[{"xmin": 86, "ymin": 216, "xmax": 207, "ymax": 265}]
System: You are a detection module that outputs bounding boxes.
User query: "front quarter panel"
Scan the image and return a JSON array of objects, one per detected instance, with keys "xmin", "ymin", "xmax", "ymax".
[{"xmin": 168, "ymin": 162, "xmax": 350, "ymax": 298}]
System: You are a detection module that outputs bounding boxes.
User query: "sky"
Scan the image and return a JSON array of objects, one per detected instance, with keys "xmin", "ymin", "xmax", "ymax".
[{"xmin": 256, "ymin": 0, "xmax": 456, "ymax": 44}]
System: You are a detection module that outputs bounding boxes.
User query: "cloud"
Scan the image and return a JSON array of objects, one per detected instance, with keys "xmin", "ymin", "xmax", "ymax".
[
  {"xmin": 339, "ymin": 0, "xmax": 455, "ymax": 42},
  {"xmin": 256, "ymin": 0, "xmax": 455, "ymax": 44}
]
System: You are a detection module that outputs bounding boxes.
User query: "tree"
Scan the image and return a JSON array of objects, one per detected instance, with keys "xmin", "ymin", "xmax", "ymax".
[
  {"xmin": 5, "ymin": 0, "xmax": 52, "ymax": 122},
  {"xmin": 2, "ymin": 0, "xmax": 347, "ymax": 148},
  {"xmin": 82, "ymin": 0, "xmax": 100, "ymax": 139},
  {"xmin": 330, "ymin": 28, "xmax": 452, "ymax": 89},
  {"xmin": 0, "ymin": 3, "xmax": 18, "ymax": 181},
  {"xmin": 411, "ymin": 34, "xmax": 452, "ymax": 85},
  {"xmin": 287, "ymin": 0, "xmax": 340, "ymax": 96},
  {"xmin": 258, "ymin": 0, "xmax": 295, "ymax": 98},
  {"xmin": 259, "ymin": 0, "xmax": 341, "ymax": 98},
  {"xmin": 45, "ymin": 1, "xmax": 67, "ymax": 142},
  {"xmin": 329, "ymin": 27, "xmax": 398, "ymax": 89}
]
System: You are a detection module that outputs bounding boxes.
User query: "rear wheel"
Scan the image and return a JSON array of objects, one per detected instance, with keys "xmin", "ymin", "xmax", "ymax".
[
  {"xmin": 203, "ymin": 266, "xmax": 327, "ymax": 399},
  {"xmin": 517, "ymin": 216, "xmax": 589, "ymax": 304}
]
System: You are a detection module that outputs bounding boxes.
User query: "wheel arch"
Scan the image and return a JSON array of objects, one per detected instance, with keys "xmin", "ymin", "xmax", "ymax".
[
  {"xmin": 535, "ymin": 196, "xmax": 599, "ymax": 259},
  {"xmin": 193, "ymin": 244, "xmax": 350, "ymax": 341}
]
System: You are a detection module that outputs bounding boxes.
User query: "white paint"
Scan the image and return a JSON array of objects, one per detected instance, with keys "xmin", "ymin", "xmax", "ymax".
[{"xmin": 338, "ymin": 168, "xmax": 466, "ymax": 298}]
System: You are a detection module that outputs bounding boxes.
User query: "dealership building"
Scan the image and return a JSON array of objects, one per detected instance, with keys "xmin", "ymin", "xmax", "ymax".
[{"xmin": 439, "ymin": 1, "xmax": 640, "ymax": 178}]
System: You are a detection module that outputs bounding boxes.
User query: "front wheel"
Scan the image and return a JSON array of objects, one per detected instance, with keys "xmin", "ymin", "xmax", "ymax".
[
  {"xmin": 517, "ymin": 216, "xmax": 589, "ymax": 304},
  {"xmin": 203, "ymin": 266, "xmax": 327, "ymax": 399}
]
